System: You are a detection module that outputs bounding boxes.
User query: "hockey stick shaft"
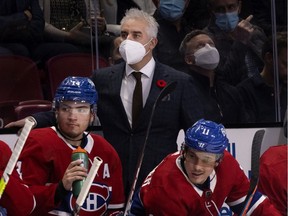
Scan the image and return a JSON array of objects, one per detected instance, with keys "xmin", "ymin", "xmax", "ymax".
[
  {"xmin": 124, "ymin": 81, "xmax": 177, "ymax": 215},
  {"xmin": 0, "ymin": 118, "xmax": 36, "ymax": 199},
  {"xmin": 239, "ymin": 129, "xmax": 265, "ymax": 216},
  {"xmin": 73, "ymin": 156, "xmax": 103, "ymax": 215}
]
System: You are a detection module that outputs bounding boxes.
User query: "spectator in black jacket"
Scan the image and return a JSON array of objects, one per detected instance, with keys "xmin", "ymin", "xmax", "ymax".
[
  {"xmin": 180, "ymin": 30, "xmax": 248, "ymax": 124},
  {"xmin": 0, "ymin": 0, "xmax": 44, "ymax": 57},
  {"xmin": 152, "ymin": 0, "xmax": 192, "ymax": 72},
  {"xmin": 237, "ymin": 32, "xmax": 287, "ymax": 123},
  {"xmin": 0, "ymin": 0, "xmax": 82, "ymax": 70},
  {"xmin": 203, "ymin": 0, "xmax": 267, "ymax": 85}
]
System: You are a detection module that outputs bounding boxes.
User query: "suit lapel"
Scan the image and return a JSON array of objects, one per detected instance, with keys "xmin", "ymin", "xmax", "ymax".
[
  {"xmin": 109, "ymin": 64, "xmax": 124, "ymax": 95},
  {"xmin": 109, "ymin": 64, "xmax": 132, "ymax": 128}
]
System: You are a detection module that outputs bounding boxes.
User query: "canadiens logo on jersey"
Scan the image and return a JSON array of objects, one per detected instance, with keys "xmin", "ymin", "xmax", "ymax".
[{"xmin": 52, "ymin": 183, "xmax": 111, "ymax": 215}]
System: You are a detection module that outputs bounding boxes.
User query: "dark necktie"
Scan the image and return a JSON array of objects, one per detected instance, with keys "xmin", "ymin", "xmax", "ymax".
[{"xmin": 132, "ymin": 72, "xmax": 143, "ymax": 127}]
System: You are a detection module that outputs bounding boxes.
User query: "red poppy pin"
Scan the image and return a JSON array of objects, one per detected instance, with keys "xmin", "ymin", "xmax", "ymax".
[{"xmin": 156, "ymin": 80, "xmax": 167, "ymax": 88}]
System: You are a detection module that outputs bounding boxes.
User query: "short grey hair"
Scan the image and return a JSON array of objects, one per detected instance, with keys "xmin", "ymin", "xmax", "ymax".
[{"xmin": 120, "ymin": 8, "xmax": 159, "ymax": 38}]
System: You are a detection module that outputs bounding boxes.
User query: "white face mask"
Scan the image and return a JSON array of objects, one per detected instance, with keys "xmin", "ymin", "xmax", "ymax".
[
  {"xmin": 194, "ymin": 44, "xmax": 220, "ymax": 70},
  {"xmin": 119, "ymin": 39, "xmax": 151, "ymax": 65}
]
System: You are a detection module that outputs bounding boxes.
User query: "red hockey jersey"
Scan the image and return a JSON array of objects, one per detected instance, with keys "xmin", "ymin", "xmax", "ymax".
[
  {"xmin": 258, "ymin": 145, "xmax": 287, "ymax": 215},
  {"xmin": 0, "ymin": 140, "xmax": 36, "ymax": 215},
  {"xmin": 131, "ymin": 151, "xmax": 280, "ymax": 215},
  {"xmin": 18, "ymin": 127, "xmax": 125, "ymax": 215}
]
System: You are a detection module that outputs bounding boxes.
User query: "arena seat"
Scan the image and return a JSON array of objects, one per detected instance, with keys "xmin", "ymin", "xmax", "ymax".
[
  {"xmin": 45, "ymin": 53, "xmax": 109, "ymax": 99},
  {"xmin": 0, "ymin": 55, "xmax": 44, "ymax": 101}
]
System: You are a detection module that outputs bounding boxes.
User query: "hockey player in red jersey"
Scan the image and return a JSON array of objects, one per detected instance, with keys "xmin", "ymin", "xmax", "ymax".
[
  {"xmin": 18, "ymin": 76, "xmax": 125, "ymax": 215},
  {"xmin": 130, "ymin": 119, "xmax": 281, "ymax": 215},
  {"xmin": 0, "ymin": 140, "xmax": 36, "ymax": 215},
  {"xmin": 258, "ymin": 144, "xmax": 287, "ymax": 215}
]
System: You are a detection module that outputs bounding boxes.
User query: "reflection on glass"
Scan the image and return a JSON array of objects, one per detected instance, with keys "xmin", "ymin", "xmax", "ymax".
[{"xmin": 0, "ymin": 0, "xmax": 286, "ymax": 125}]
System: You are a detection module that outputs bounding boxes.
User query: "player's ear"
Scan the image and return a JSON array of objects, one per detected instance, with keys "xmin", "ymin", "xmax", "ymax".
[
  {"xmin": 149, "ymin": 37, "xmax": 158, "ymax": 49},
  {"xmin": 215, "ymin": 155, "xmax": 223, "ymax": 167},
  {"xmin": 90, "ymin": 112, "xmax": 95, "ymax": 124}
]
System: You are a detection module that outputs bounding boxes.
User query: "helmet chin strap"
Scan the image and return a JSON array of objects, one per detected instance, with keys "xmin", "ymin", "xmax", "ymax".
[
  {"xmin": 55, "ymin": 124, "xmax": 91, "ymax": 148},
  {"xmin": 55, "ymin": 111, "xmax": 94, "ymax": 146}
]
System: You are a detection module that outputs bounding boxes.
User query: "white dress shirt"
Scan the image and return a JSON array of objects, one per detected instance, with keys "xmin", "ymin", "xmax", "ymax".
[{"xmin": 120, "ymin": 58, "xmax": 156, "ymax": 126}]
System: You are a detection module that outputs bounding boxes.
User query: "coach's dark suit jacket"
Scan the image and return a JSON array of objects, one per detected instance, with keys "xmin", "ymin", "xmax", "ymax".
[
  {"xmin": 32, "ymin": 61, "xmax": 204, "ymax": 197},
  {"xmin": 91, "ymin": 61, "xmax": 204, "ymax": 196}
]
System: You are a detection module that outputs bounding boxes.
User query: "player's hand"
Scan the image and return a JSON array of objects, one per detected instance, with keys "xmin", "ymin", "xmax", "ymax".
[
  {"xmin": 5, "ymin": 118, "xmax": 28, "ymax": 129},
  {"xmin": 62, "ymin": 160, "xmax": 88, "ymax": 191},
  {"xmin": 5, "ymin": 117, "xmax": 36, "ymax": 135},
  {"xmin": 230, "ymin": 15, "xmax": 254, "ymax": 44}
]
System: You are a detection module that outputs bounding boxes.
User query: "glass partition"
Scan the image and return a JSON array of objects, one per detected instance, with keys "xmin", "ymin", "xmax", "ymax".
[{"xmin": 0, "ymin": 0, "xmax": 286, "ymax": 126}]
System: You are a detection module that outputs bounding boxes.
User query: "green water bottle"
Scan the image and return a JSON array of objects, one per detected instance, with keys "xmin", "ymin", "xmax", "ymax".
[{"xmin": 71, "ymin": 146, "xmax": 89, "ymax": 197}]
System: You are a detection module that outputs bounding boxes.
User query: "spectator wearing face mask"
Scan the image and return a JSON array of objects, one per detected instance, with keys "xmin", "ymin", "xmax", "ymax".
[
  {"xmin": 179, "ymin": 30, "xmax": 248, "ymax": 124},
  {"xmin": 203, "ymin": 0, "xmax": 267, "ymax": 86},
  {"xmin": 152, "ymin": 0, "xmax": 193, "ymax": 72}
]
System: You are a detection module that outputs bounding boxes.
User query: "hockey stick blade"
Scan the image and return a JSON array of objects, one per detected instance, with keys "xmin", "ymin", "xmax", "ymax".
[
  {"xmin": 73, "ymin": 156, "xmax": 103, "ymax": 216},
  {"xmin": 239, "ymin": 129, "xmax": 265, "ymax": 216},
  {"xmin": 0, "ymin": 118, "xmax": 36, "ymax": 199},
  {"xmin": 124, "ymin": 81, "xmax": 177, "ymax": 215}
]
